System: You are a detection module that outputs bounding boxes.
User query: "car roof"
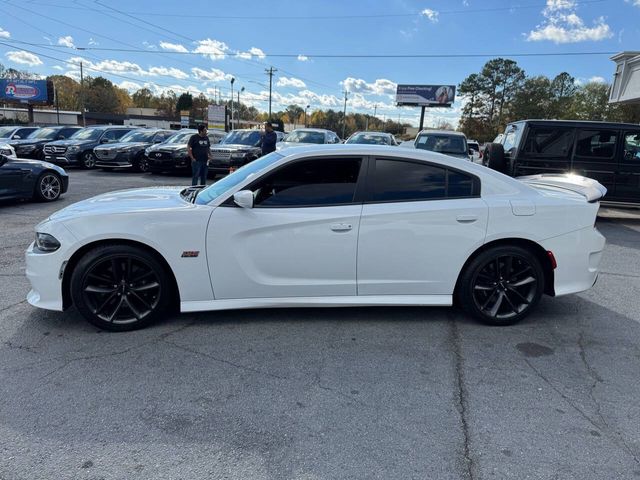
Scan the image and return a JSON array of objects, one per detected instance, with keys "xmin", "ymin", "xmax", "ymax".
[
  {"xmin": 416, "ymin": 129, "xmax": 466, "ymax": 137},
  {"xmin": 290, "ymin": 128, "xmax": 333, "ymax": 133},
  {"xmin": 510, "ymin": 119, "xmax": 640, "ymax": 129},
  {"xmin": 351, "ymin": 131, "xmax": 392, "ymax": 136}
]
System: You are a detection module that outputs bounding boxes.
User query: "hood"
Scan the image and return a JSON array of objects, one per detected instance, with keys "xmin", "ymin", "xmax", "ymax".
[
  {"xmin": 518, "ymin": 174, "xmax": 607, "ymax": 203},
  {"xmin": 8, "ymin": 138, "xmax": 51, "ymax": 146},
  {"xmin": 8, "ymin": 158, "xmax": 67, "ymax": 173},
  {"xmin": 47, "ymin": 139, "xmax": 95, "ymax": 147},
  {"xmin": 213, "ymin": 143, "xmax": 260, "ymax": 151},
  {"xmin": 95, "ymin": 141, "xmax": 149, "ymax": 150},
  {"xmin": 149, "ymin": 143, "xmax": 187, "ymax": 152},
  {"xmin": 276, "ymin": 142, "xmax": 320, "ymax": 151},
  {"xmin": 48, "ymin": 186, "xmax": 194, "ymax": 221}
]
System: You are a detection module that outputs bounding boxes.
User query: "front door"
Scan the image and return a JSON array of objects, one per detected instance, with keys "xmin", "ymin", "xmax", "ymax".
[
  {"xmin": 207, "ymin": 156, "xmax": 365, "ymax": 299},
  {"xmin": 357, "ymin": 157, "xmax": 488, "ymax": 296},
  {"xmin": 616, "ymin": 130, "xmax": 640, "ymax": 203}
]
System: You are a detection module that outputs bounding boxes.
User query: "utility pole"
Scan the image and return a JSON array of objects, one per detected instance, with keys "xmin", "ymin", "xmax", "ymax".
[
  {"xmin": 265, "ymin": 67, "xmax": 277, "ymax": 120},
  {"xmin": 230, "ymin": 77, "xmax": 235, "ymax": 130},
  {"xmin": 341, "ymin": 90, "xmax": 349, "ymax": 139},
  {"xmin": 80, "ymin": 61, "xmax": 86, "ymax": 127},
  {"xmin": 237, "ymin": 87, "xmax": 244, "ymax": 127}
]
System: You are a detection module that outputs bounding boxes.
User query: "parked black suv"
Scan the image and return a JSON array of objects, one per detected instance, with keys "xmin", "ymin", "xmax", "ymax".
[
  {"xmin": 8, "ymin": 126, "xmax": 82, "ymax": 160},
  {"xmin": 209, "ymin": 129, "xmax": 262, "ymax": 175},
  {"xmin": 94, "ymin": 128, "xmax": 175, "ymax": 172},
  {"xmin": 145, "ymin": 129, "xmax": 225, "ymax": 174},
  {"xmin": 484, "ymin": 119, "xmax": 640, "ymax": 206},
  {"xmin": 43, "ymin": 125, "xmax": 136, "ymax": 168}
]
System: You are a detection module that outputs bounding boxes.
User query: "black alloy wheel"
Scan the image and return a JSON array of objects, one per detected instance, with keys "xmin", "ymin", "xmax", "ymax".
[
  {"xmin": 459, "ymin": 246, "xmax": 544, "ymax": 326},
  {"xmin": 34, "ymin": 173, "xmax": 62, "ymax": 201},
  {"xmin": 71, "ymin": 245, "xmax": 171, "ymax": 331},
  {"xmin": 138, "ymin": 156, "xmax": 150, "ymax": 173},
  {"xmin": 82, "ymin": 151, "xmax": 97, "ymax": 169}
]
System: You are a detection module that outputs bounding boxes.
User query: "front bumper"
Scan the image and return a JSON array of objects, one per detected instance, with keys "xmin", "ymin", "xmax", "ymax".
[
  {"xmin": 44, "ymin": 151, "xmax": 81, "ymax": 165},
  {"xmin": 540, "ymin": 226, "xmax": 606, "ymax": 297},
  {"xmin": 146, "ymin": 154, "xmax": 190, "ymax": 171},
  {"xmin": 95, "ymin": 151, "xmax": 135, "ymax": 168}
]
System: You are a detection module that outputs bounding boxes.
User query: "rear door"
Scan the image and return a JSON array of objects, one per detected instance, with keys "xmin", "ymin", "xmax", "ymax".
[
  {"xmin": 514, "ymin": 125, "xmax": 574, "ymax": 177},
  {"xmin": 616, "ymin": 130, "xmax": 640, "ymax": 203},
  {"xmin": 570, "ymin": 128, "xmax": 618, "ymax": 196},
  {"xmin": 357, "ymin": 157, "xmax": 487, "ymax": 296}
]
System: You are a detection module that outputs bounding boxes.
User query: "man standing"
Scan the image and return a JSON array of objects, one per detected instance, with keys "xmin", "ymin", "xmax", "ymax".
[
  {"xmin": 261, "ymin": 121, "xmax": 277, "ymax": 156},
  {"xmin": 188, "ymin": 124, "xmax": 212, "ymax": 186}
]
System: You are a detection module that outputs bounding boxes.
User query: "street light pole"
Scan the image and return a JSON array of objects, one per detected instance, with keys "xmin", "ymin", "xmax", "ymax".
[
  {"xmin": 230, "ymin": 77, "xmax": 235, "ymax": 130},
  {"xmin": 237, "ymin": 86, "xmax": 244, "ymax": 128},
  {"xmin": 341, "ymin": 90, "xmax": 348, "ymax": 139},
  {"xmin": 304, "ymin": 105, "xmax": 310, "ymax": 127}
]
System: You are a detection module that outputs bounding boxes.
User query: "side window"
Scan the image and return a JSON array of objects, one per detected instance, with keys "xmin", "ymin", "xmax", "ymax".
[
  {"xmin": 624, "ymin": 132, "xmax": 640, "ymax": 161},
  {"xmin": 251, "ymin": 157, "xmax": 362, "ymax": 207},
  {"xmin": 155, "ymin": 131, "xmax": 171, "ymax": 142},
  {"xmin": 59, "ymin": 128, "xmax": 76, "ymax": 139},
  {"xmin": 523, "ymin": 127, "xmax": 574, "ymax": 157},
  {"xmin": 575, "ymin": 130, "xmax": 618, "ymax": 159},
  {"xmin": 112, "ymin": 129, "xmax": 131, "ymax": 141},
  {"xmin": 101, "ymin": 130, "xmax": 118, "ymax": 142},
  {"xmin": 370, "ymin": 159, "xmax": 478, "ymax": 202}
]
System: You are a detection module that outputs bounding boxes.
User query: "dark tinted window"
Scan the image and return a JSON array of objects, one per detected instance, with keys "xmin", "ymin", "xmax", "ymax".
[
  {"xmin": 575, "ymin": 130, "xmax": 617, "ymax": 159},
  {"xmin": 371, "ymin": 159, "xmax": 476, "ymax": 202},
  {"xmin": 253, "ymin": 158, "xmax": 362, "ymax": 207},
  {"xmin": 523, "ymin": 127, "xmax": 574, "ymax": 157},
  {"xmin": 623, "ymin": 132, "xmax": 640, "ymax": 162}
]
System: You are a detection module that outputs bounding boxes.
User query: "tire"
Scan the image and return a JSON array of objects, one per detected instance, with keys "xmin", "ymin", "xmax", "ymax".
[
  {"xmin": 70, "ymin": 245, "xmax": 171, "ymax": 331},
  {"xmin": 81, "ymin": 151, "xmax": 97, "ymax": 169},
  {"xmin": 137, "ymin": 156, "xmax": 150, "ymax": 173},
  {"xmin": 458, "ymin": 245, "xmax": 544, "ymax": 326},
  {"xmin": 33, "ymin": 172, "xmax": 62, "ymax": 202},
  {"xmin": 484, "ymin": 143, "xmax": 506, "ymax": 173}
]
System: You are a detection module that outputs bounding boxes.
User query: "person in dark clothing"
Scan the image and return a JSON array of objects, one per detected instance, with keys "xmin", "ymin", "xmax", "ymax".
[
  {"xmin": 261, "ymin": 121, "xmax": 277, "ymax": 156},
  {"xmin": 188, "ymin": 124, "xmax": 212, "ymax": 186}
]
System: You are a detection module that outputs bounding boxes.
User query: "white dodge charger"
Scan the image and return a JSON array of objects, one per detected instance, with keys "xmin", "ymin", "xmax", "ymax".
[{"xmin": 26, "ymin": 145, "xmax": 606, "ymax": 331}]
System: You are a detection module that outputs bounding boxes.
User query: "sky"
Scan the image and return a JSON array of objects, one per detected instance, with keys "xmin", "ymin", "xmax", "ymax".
[{"xmin": 0, "ymin": 0, "xmax": 638, "ymax": 127}]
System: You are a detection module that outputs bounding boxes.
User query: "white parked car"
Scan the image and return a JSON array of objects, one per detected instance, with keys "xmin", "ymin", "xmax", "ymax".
[
  {"xmin": 26, "ymin": 145, "xmax": 606, "ymax": 331},
  {"xmin": 276, "ymin": 128, "xmax": 341, "ymax": 150}
]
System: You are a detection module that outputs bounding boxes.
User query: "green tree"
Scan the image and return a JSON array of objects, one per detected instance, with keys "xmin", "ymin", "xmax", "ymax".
[
  {"xmin": 84, "ymin": 76, "xmax": 121, "ymax": 113},
  {"xmin": 510, "ymin": 76, "xmax": 553, "ymax": 122},
  {"xmin": 47, "ymin": 75, "xmax": 81, "ymax": 111},
  {"xmin": 284, "ymin": 104, "xmax": 304, "ymax": 128},
  {"xmin": 132, "ymin": 88, "xmax": 155, "ymax": 108},
  {"xmin": 175, "ymin": 92, "xmax": 193, "ymax": 115},
  {"xmin": 549, "ymin": 72, "xmax": 577, "ymax": 119}
]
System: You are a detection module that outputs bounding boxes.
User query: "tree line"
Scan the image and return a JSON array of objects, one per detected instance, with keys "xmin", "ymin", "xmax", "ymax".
[{"xmin": 458, "ymin": 58, "xmax": 640, "ymax": 142}]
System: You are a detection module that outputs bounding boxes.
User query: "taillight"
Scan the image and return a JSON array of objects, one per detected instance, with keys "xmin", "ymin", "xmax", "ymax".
[{"xmin": 546, "ymin": 251, "xmax": 557, "ymax": 269}]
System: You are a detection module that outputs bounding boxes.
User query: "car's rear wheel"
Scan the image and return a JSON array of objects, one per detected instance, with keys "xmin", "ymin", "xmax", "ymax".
[
  {"xmin": 34, "ymin": 172, "xmax": 62, "ymax": 202},
  {"xmin": 458, "ymin": 245, "xmax": 544, "ymax": 326},
  {"xmin": 81, "ymin": 151, "xmax": 97, "ymax": 169},
  {"xmin": 71, "ymin": 245, "xmax": 171, "ymax": 331},
  {"xmin": 484, "ymin": 143, "xmax": 506, "ymax": 172},
  {"xmin": 138, "ymin": 156, "xmax": 150, "ymax": 173}
]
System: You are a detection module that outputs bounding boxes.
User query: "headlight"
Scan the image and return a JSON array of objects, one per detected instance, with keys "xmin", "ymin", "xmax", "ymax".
[
  {"xmin": 118, "ymin": 146, "xmax": 136, "ymax": 152},
  {"xmin": 144, "ymin": 148, "xmax": 151, "ymax": 156},
  {"xmin": 68, "ymin": 145, "xmax": 80, "ymax": 152},
  {"xmin": 35, "ymin": 233, "xmax": 61, "ymax": 252}
]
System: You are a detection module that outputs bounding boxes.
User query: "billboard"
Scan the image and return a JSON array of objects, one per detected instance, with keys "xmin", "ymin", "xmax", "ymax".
[
  {"xmin": 207, "ymin": 104, "xmax": 226, "ymax": 130},
  {"xmin": 0, "ymin": 79, "xmax": 50, "ymax": 104},
  {"xmin": 396, "ymin": 84, "xmax": 456, "ymax": 107}
]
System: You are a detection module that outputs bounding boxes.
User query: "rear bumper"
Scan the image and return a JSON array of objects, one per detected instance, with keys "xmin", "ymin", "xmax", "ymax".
[{"xmin": 540, "ymin": 226, "xmax": 606, "ymax": 297}]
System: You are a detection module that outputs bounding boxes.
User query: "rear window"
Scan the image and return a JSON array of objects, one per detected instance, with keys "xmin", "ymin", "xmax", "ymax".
[
  {"xmin": 523, "ymin": 127, "xmax": 574, "ymax": 158},
  {"xmin": 415, "ymin": 134, "xmax": 467, "ymax": 155}
]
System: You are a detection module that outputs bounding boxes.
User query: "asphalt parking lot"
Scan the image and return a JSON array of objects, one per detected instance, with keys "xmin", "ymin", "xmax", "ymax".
[{"xmin": 1, "ymin": 169, "xmax": 639, "ymax": 480}]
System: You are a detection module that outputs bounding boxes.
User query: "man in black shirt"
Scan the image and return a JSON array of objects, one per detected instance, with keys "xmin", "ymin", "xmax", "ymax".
[
  {"xmin": 261, "ymin": 121, "xmax": 277, "ymax": 156},
  {"xmin": 188, "ymin": 124, "xmax": 212, "ymax": 186}
]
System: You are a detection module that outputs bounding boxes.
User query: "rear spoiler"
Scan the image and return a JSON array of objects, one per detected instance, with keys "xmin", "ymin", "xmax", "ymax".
[{"xmin": 517, "ymin": 174, "xmax": 607, "ymax": 203}]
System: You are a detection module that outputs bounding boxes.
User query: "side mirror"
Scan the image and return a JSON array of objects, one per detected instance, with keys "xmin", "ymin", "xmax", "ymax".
[
  {"xmin": 233, "ymin": 190, "xmax": 254, "ymax": 209},
  {"xmin": 57, "ymin": 135, "xmax": 66, "ymax": 140},
  {"xmin": 12, "ymin": 135, "xmax": 21, "ymax": 140}
]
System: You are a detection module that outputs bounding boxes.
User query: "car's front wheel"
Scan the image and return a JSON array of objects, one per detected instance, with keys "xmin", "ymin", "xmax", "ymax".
[
  {"xmin": 458, "ymin": 245, "xmax": 544, "ymax": 326},
  {"xmin": 81, "ymin": 151, "xmax": 97, "ymax": 169},
  {"xmin": 34, "ymin": 172, "xmax": 62, "ymax": 202},
  {"xmin": 137, "ymin": 156, "xmax": 150, "ymax": 173},
  {"xmin": 71, "ymin": 245, "xmax": 171, "ymax": 331}
]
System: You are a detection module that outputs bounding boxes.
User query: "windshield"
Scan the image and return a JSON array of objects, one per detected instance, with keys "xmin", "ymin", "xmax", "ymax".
[
  {"xmin": 70, "ymin": 128, "xmax": 103, "ymax": 141},
  {"xmin": 221, "ymin": 130, "xmax": 261, "ymax": 146},
  {"xmin": 346, "ymin": 133, "xmax": 390, "ymax": 145},
  {"xmin": 27, "ymin": 127, "xmax": 58, "ymax": 140},
  {"xmin": 0, "ymin": 127, "xmax": 16, "ymax": 138},
  {"xmin": 285, "ymin": 130, "xmax": 325, "ymax": 144},
  {"xmin": 195, "ymin": 152, "xmax": 283, "ymax": 205},
  {"xmin": 415, "ymin": 134, "xmax": 467, "ymax": 154},
  {"xmin": 164, "ymin": 130, "xmax": 194, "ymax": 144},
  {"xmin": 120, "ymin": 130, "xmax": 157, "ymax": 143}
]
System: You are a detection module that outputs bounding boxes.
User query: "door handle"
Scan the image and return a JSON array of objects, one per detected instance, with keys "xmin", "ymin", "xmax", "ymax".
[
  {"xmin": 330, "ymin": 223, "xmax": 353, "ymax": 232},
  {"xmin": 456, "ymin": 215, "xmax": 478, "ymax": 224}
]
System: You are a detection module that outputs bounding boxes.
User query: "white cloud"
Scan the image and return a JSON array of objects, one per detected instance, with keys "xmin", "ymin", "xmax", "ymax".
[
  {"xmin": 88, "ymin": 38, "xmax": 99, "ymax": 46},
  {"xmin": 191, "ymin": 67, "xmax": 233, "ymax": 82},
  {"xmin": 341, "ymin": 77, "xmax": 397, "ymax": 96},
  {"xmin": 118, "ymin": 81, "xmax": 143, "ymax": 92},
  {"xmin": 58, "ymin": 35, "xmax": 75, "ymax": 48},
  {"xmin": 52, "ymin": 65, "xmax": 64, "ymax": 71},
  {"xmin": 0, "ymin": 27, "xmax": 10, "ymax": 39},
  {"xmin": 526, "ymin": 0, "xmax": 612, "ymax": 43},
  {"xmin": 297, "ymin": 55, "xmax": 309, "ymax": 62},
  {"xmin": 193, "ymin": 38, "xmax": 229, "ymax": 60},
  {"xmin": 589, "ymin": 76, "xmax": 606, "ymax": 83},
  {"xmin": 624, "ymin": 0, "xmax": 640, "ymax": 5},
  {"xmin": 277, "ymin": 77, "xmax": 306, "ymax": 88},
  {"xmin": 236, "ymin": 47, "xmax": 267, "ymax": 60},
  {"xmin": 5, "ymin": 51, "xmax": 43, "ymax": 66},
  {"xmin": 159, "ymin": 41, "xmax": 188, "ymax": 53},
  {"xmin": 148, "ymin": 66, "xmax": 189, "ymax": 79},
  {"xmin": 421, "ymin": 9, "xmax": 439, "ymax": 22},
  {"xmin": 142, "ymin": 41, "xmax": 157, "ymax": 50}
]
